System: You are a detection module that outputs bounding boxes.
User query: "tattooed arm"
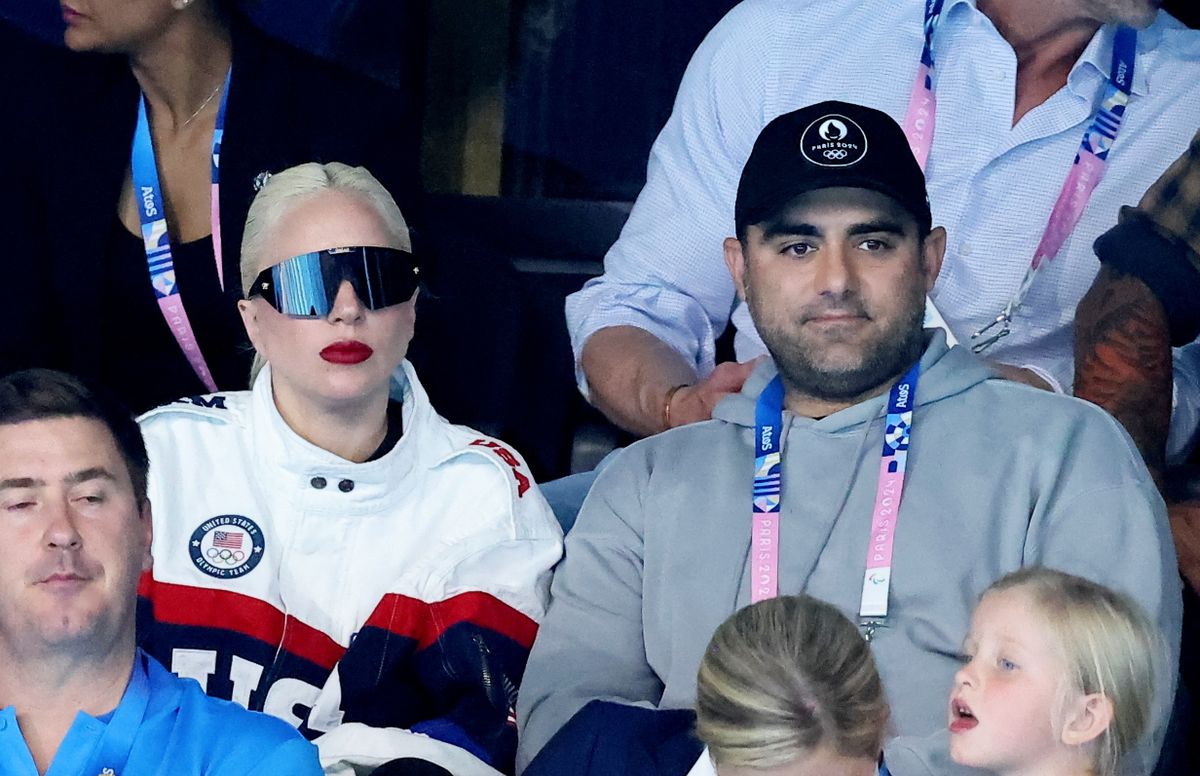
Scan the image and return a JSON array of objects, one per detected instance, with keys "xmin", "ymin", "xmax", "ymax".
[
  {"xmin": 1079, "ymin": 131, "xmax": 1200, "ymax": 591},
  {"xmin": 1079, "ymin": 131, "xmax": 1200, "ymax": 470},
  {"xmin": 1075, "ymin": 267, "xmax": 1200, "ymax": 593},
  {"xmin": 1074, "ymin": 264, "xmax": 1172, "ymax": 487}
]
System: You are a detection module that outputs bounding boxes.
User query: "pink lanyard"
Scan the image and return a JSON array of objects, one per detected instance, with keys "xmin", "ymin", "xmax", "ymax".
[
  {"xmin": 130, "ymin": 69, "xmax": 231, "ymax": 392},
  {"xmin": 751, "ymin": 364, "xmax": 919, "ymax": 641},
  {"xmin": 900, "ymin": 0, "xmax": 1138, "ymax": 353},
  {"xmin": 901, "ymin": 0, "xmax": 944, "ymax": 170}
]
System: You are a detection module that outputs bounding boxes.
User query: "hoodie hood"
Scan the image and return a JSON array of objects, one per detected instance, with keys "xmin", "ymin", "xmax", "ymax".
[{"xmin": 712, "ymin": 330, "xmax": 993, "ymax": 432}]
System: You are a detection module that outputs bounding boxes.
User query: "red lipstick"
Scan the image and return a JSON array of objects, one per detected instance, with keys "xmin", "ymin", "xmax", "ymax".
[{"xmin": 320, "ymin": 340, "xmax": 373, "ymax": 365}]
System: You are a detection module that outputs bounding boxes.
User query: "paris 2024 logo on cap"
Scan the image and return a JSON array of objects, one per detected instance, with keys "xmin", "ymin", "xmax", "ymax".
[{"xmin": 800, "ymin": 114, "xmax": 868, "ymax": 167}]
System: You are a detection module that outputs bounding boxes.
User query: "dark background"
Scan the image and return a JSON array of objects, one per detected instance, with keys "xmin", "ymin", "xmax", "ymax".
[{"xmin": 3, "ymin": 0, "xmax": 1197, "ymax": 479}]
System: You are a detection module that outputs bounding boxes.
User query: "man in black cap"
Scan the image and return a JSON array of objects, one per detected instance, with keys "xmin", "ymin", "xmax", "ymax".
[
  {"xmin": 515, "ymin": 101, "xmax": 1179, "ymax": 775},
  {"xmin": 723, "ymin": 100, "xmax": 944, "ymax": 419}
]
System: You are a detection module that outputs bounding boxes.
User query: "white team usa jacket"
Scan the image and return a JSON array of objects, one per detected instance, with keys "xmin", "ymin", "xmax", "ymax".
[{"xmin": 136, "ymin": 361, "xmax": 563, "ymax": 776}]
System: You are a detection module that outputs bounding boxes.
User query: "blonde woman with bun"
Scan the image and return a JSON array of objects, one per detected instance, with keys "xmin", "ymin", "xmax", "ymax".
[{"xmin": 694, "ymin": 594, "xmax": 891, "ymax": 776}]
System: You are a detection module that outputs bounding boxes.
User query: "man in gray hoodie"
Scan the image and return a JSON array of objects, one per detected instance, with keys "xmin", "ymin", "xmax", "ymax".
[{"xmin": 515, "ymin": 101, "xmax": 1182, "ymax": 775}]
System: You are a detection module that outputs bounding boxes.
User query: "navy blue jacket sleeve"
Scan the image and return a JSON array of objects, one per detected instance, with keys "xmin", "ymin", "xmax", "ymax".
[{"xmin": 522, "ymin": 700, "xmax": 703, "ymax": 776}]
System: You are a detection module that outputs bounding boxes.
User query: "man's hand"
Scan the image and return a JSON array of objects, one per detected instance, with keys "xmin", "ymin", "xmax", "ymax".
[
  {"xmin": 667, "ymin": 359, "xmax": 761, "ymax": 428},
  {"xmin": 582, "ymin": 326, "xmax": 766, "ymax": 437},
  {"xmin": 987, "ymin": 361, "xmax": 1052, "ymax": 391},
  {"xmin": 1169, "ymin": 501, "xmax": 1200, "ymax": 595}
]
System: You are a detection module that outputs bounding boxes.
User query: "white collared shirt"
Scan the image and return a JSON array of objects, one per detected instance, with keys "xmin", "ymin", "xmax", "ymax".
[{"xmin": 565, "ymin": 0, "xmax": 1200, "ymax": 448}]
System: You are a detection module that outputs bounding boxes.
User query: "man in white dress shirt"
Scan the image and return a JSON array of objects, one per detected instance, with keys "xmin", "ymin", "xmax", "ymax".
[{"xmin": 567, "ymin": 0, "xmax": 1200, "ymax": 452}]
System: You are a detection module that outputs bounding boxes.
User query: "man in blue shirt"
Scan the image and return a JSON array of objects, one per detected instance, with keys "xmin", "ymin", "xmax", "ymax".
[{"xmin": 0, "ymin": 368, "xmax": 322, "ymax": 776}]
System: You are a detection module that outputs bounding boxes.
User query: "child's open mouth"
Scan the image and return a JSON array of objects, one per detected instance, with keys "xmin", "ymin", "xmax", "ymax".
[{"xmin": 949, "ymin": 698, "xmax": 978, "ymax": 733}]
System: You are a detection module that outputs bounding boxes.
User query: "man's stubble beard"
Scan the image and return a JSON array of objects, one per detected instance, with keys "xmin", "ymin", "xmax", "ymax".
[{"xmin": 751, "ymin": 278, "xmax": 928, "ymax": 403}]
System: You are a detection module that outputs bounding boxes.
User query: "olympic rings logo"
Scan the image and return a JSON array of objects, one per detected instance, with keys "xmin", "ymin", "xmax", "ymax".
[
  {"xmin": 206, "ymin": 547, "xmax": 247, "ymax": 564},
  {"xmin": 189, "ymin": 516, "xmax": 265, "ymax": 579},
  {"xmin": 824, "ymin": 149, "xmax": 848, "ymax": 160}
]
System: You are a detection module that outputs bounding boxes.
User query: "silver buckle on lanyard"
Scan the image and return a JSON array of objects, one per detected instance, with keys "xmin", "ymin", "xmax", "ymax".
[
  {"xmin": 860, "ymin": 618, "xmax": 888, "ymax": 643},
  {"xmin": 970, "ymin": 311, "xmax": 1012, "ymax": 354}
]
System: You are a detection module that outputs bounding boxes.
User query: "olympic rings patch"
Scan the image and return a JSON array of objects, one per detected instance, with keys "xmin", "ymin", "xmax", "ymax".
[{"xmin": 189, "ymin": 515, "xmax": 265, "ymax": 579}]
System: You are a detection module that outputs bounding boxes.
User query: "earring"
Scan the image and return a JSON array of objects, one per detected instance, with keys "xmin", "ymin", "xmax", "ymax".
[{"xmin": 172, "ymin": 0, "xmax": 193, "ymax": 9}]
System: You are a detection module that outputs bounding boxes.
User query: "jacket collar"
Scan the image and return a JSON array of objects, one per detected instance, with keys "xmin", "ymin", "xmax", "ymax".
[{"xmin": 247, "ymin": 360, "xmax": 445, "ymax": 498}]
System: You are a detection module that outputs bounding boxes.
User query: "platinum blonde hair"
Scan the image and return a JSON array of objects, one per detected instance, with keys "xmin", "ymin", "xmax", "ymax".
[
  {"xmin": 239, "ymin": 162, "xmax": 411, "ymax": 381},
  {"xmin": 985, "ymin": 568, "xmax": 1161, "ymax": 776},
  {"xmin": 695, "ymin": 594, "xmax": 889, "ymax": 769}
]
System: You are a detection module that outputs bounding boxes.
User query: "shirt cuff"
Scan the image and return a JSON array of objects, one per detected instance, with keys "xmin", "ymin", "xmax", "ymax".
[
  {"xmin": 1020, "ymin": 363, "xmax": 1065, "ymax": 394},
  {"xmin": 568, "ymin": 299, "xmax": 718, "ymax": 400}
]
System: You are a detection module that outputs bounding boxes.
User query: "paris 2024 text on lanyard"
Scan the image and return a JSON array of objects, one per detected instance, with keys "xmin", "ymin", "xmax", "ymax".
[
  {"xmin": 751, "ymin": 365, "xmax": 918, "ymax": 642},
  {"xmin": 131, "ymin": 69, "xmax": 232, "ymax": 393},
  {"xmin": 748, "ymin": 4, "xmax": 1135, "ymax": 638}
]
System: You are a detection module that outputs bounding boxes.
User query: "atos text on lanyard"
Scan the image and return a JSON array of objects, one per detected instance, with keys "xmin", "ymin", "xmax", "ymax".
[
  {"xmin": 750, "ymin": 363, "xmax": 919, "ymax": 641},
  {"xmin": 130, "ymin": 68, "xmax": 231, "ymax": 392}
]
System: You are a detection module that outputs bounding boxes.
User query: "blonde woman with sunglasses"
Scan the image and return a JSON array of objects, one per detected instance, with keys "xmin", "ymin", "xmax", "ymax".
[{"xmin": 135, "ymin": 162, "xmax": 562, "ymax": 776}]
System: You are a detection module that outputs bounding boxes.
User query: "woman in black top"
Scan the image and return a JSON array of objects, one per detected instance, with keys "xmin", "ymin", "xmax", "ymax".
[{"xmin": 0, "ymin": 0, "xmax": 417, "ymax": 412}]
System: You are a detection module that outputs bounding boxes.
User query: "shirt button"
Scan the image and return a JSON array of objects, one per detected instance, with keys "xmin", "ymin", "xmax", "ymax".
[
  {"xmin": 310, "ymin": 476, "xmax": 327, "ymax": 490},
  {"xmin": 960, "ymin": 243, "xmax": 973, "ymax": 257},
  {"xmin": 338, "ymin": 479, "xmax": 355, "ymax": 493}
]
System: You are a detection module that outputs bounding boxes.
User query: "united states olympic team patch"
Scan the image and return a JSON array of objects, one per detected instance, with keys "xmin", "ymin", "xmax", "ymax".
[{"xmin": 189, "ymin": 515, "xmax": 265, "ymax": 579}]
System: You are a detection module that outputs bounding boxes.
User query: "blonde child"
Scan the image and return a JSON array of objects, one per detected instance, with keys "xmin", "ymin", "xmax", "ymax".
[
  {"xmin": 693, "ymin": 594, "xmax": 890, "ymax": 776},
  {"xmin": 949, "ymin": 567, "xmax": 1161, "ymax": 776}
]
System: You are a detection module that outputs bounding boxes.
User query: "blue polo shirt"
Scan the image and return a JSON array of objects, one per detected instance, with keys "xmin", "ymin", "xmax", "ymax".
[{"xmin": 0, "ymin": 650, "xmax": 322, "ymax": 776}]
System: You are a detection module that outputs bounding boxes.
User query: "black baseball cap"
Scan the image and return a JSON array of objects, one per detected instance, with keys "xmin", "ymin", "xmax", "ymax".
[{"xmin": 734, "ymin": 100, "xmax": 932, "ymax": 238}]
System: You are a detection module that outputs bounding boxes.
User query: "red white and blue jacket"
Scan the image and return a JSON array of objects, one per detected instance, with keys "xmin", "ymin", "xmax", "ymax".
[{"xmin": 136, "ymin": 362, "xmax": 563, "ymax": 776}]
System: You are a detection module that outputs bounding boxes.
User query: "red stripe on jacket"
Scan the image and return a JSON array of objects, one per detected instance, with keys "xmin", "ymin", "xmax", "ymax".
[
  {"xmin": 362, "ymin": 590, "xmax": 539, "ymax": 651},
  {"xmin": 140, "ymin": 575, "xmax": 539, "ymax": 667},
  {"xmin": 140, "ymin": 574, "xmax": 346, "ymax": 670}
]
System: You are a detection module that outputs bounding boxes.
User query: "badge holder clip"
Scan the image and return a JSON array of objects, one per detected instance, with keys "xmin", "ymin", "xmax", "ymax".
[
  {"xmin": 970, "ymin": 310, "xmax": 1012, "ymax": 354},
  {"xmin": 860, "ymin": 617, "xmax": 888, "ymax": 643}
]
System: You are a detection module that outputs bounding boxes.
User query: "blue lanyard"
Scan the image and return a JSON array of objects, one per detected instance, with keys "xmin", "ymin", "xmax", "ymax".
[
  {"xmin": 918, "ymin": 0, "xmax": 945, "ymax": 73},
  {"xmin": 130, "ymin": 68, "xmax": 231, "ymax": 392},
  {"xmin": 902, "ymin": 0, "xmax": 946, "ymax": 170},
  {"xmin": 751, "ymin": 363, "xmax": 920, "ymax": 639},
  {"xmin": 749, "ymin": 376, "xmax": 785, "ymax": 603},
  {"xmin": 1079, "ymin": 25, "xmax": 1137, "ymax": 161}
]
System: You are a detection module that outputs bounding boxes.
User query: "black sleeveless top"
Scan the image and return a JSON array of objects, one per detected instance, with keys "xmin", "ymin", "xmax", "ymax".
[{"xmin": 101, "ymin": 219, "xmax": 253, "ymax": 412}]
